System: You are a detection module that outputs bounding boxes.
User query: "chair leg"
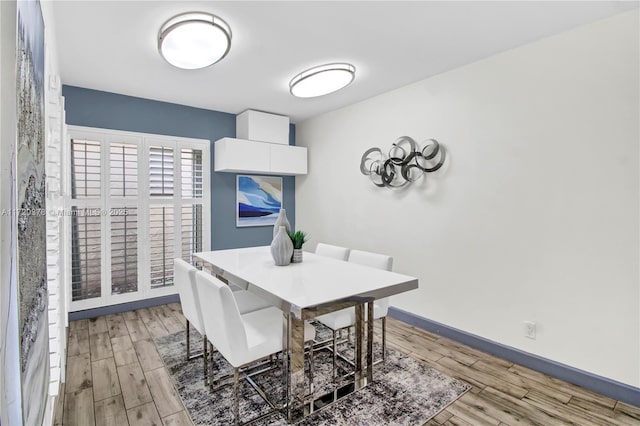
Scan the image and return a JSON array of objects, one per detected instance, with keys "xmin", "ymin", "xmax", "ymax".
[
  {"xmin": 332, "ymin": 329, "xmax": 338, "ymax": 380},
  {"xmin": 186, "ymin": 320, "xmax": 191, "ymax": 361},
  {"xmin": 308, "ymin": 342, "xmax": 314, "ymax": 395},
  {"xmin": 233, "ymin": 367, "xmax": 240, "ymax": 426},
  {"xmin": 208, "ymin": 342, "xmax": 215, "ymax": 391},
  {"xmin": 203, "ymin": 335, "xmax": 208, "ymax": 386},
  {"xmin": 282, "ymin": 346, "xmax": 287, "ymax": 410},
  {"xmin": 382, "ymin": 316, "xmax": 387, "ymax": 363}
]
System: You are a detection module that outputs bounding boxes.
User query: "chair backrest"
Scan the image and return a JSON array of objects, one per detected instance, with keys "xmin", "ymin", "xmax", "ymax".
[
  {"xmin": 348, "ymin": 250, "xmax": 393, "ymax": 316},
  {"xmin": 315, "ymin": 243, "xmax": 350, "ymax": 261},
  {"xmin": 348, "ymin": 249, "xmax": 393, "ymax": 271},
  {"xmin": 174, "ymin": 259, "xmax": 205, "ymax": 334},
  {"xmin": 195, "ymin": 271, "xmax": 248, "ymax": 360}
]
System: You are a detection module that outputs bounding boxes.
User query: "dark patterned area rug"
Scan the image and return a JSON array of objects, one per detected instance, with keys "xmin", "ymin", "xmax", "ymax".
[{"xmin": 155, "ymin": 324, "xmax": 470, "ymax": 425}]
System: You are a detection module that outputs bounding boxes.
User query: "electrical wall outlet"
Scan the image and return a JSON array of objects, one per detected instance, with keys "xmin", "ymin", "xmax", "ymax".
[{"xmin": 524, "ymin": 321, "xmax": 536, "ymax": 339}]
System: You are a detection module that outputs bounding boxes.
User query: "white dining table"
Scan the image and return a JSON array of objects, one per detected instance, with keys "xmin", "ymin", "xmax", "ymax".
[{"xmin": 193, "ymin": 246, "xmax": 418, "ymax": 422}]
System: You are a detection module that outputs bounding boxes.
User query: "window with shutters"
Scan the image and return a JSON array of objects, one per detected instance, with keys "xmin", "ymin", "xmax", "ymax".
[{"xmin": 67, "ymin": 127, "xmax": 210, "ymax": 311}]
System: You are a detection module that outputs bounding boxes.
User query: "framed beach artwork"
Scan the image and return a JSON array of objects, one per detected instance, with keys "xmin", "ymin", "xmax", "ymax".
[{"xmin": 236, "ymin": 175, "xmax": 282, "ymax": 227}]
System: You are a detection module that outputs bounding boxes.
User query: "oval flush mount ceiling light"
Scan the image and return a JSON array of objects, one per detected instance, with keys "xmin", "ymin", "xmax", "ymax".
[
  {"xmin": 158, "ymin": 12, "xmax": 231, "ymax": 70},
  {"xmin": 289, "ymin": 63, "xmax": 356, "ymax": 98}
]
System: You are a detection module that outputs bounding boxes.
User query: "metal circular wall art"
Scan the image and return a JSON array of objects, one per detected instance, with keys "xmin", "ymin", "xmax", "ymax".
[{"xmin": 360, "ymin": 136, "xmax": 446, "ymax": 188}]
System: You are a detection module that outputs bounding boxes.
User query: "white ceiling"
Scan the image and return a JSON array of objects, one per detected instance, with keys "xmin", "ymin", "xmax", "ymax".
[{"xmin": 51, "ymin": 1, "xmax": 637, "ymax": 123}]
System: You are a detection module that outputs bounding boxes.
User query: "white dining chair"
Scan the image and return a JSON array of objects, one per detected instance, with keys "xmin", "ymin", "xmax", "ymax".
[
  {"xmin": 174, "ymin": 259, "xmax": 209, "ymax": 381},
  {"xmin": 174, "ymin": 259, "xmax": 273, "ymax": 382},
  {"xmin": 348, "ymin": 249, "xmax": 393, "ymax": 362},
  {"xmin": 315, "ymin": 243, "xmax": 350, "ymax": 261},
  {"xmin": 233, "ymin": 289, "xmax": 273, "ymax": 314},
  {"xmin": 195, "ymin": 270, "xmax": 316, "ymax": 425},
  {"xmin": 315, "ymin": 249, "xmax": 393, "ymax": 378}
]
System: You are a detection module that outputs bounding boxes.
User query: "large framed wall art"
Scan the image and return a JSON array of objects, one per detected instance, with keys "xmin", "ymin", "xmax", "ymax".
[{"xmin": 16, "ymin": 0, "xmax": 49, "ymax": 424}]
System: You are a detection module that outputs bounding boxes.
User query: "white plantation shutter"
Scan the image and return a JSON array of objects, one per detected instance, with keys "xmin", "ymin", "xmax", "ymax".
[
  {"xmin": 149, "ymin": 206, "xmax": 174, "ymax": 288},
  {"xmin": 70, "ymin": 208, "xmax": 101, "ymax": 301},
  {"xmin": 149, "ymin": 146, "xmax": 174, "ymax": 196},
  {"xmin": 70, "ymin": 138, "xmax": 102, "ymax": 302},
  {"xmin": 110, "ymin": 208, "xmax": 138, "ymax": 295},
  {"xmin": 67, "ymin": 127, "xmax": 210, "ymax": 311},
  {"xmin": 180, "ymin": 147, "xmax": 204, "ymax": 264},
  {"xmin": 110, "ymin": 142, "xmax": 138, "ymax": 197},
  {"xmin": 181, "ymin": 148, "xmax": 203, "ymax": 198},
  {"xmin": 181, "ymin": 204, "xmax": 203, "ymax": 263},
  {"xmin": 71, "ymin": 139, "xmax": 101, "ymax": 198},
  {"xmin": 148, "ymin": 143, "xmax": 175, "ymax": 289}
]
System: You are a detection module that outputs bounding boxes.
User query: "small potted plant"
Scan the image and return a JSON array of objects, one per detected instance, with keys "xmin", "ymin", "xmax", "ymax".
[{"xmin": 288, "ymin": 230, "xmax": 308, "ymax": 263}]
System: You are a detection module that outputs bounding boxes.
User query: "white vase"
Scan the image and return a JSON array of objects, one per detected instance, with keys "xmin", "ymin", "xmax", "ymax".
[
  {"xmin": 273, "ymin": 208, "xmax": 291, "ymax": 239},
  {"xmin": 271, "ymin": 226, "xmax": 293, "ymax": 266}
]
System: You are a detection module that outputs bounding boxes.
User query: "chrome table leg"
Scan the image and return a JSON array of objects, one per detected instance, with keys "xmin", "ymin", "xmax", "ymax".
[
  {"xmin": 382, "ymin": 316, "xmax": 387, "ymax": 362},
  {"xmin": 354, "ymin": 301, "xmax": 374, "ymax": 389},
  {"xmin": 285, "ymin": 312, "xmax": 306, "ymax": 422}
]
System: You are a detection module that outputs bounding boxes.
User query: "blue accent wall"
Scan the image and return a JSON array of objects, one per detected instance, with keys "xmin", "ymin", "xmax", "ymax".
[{"xmin": 62, "ymin": 85, "xmax": 295, "ymax": 249}]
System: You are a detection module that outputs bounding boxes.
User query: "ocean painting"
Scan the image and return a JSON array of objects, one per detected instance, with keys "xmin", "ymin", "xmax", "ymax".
[{"xmin": 237, "ymin": 175, "xmax": 282, "ymax": 227}]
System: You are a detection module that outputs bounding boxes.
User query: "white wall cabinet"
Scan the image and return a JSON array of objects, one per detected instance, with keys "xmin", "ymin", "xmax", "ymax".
[
  {"xmin": 214, "ymin": 137, "xmax": 307, "ymax": 176},
  {"xmin": 236, "ymin": 110, "xmax": 289, "ymax": 145}
]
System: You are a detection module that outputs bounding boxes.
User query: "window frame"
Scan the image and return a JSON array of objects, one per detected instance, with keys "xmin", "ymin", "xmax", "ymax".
[{"xmin": 65, "ymin": 126, "xmax": 211, "ymax": 312}]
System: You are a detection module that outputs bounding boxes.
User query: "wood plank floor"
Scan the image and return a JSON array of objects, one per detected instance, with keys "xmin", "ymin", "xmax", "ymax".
[
  {"xmin": 57, "ymin": 305, "xmax": 191, "ymax": 426},
  {"xmin": 55, "ymin": 304, "xmax": 640, "ymax": 425}
]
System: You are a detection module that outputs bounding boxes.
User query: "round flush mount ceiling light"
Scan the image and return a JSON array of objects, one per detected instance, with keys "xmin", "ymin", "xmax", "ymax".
[
  {"xmin": 289, "ymin": 63, "xmax": 356, "ymax": 98},
  {"xmin": 158, "ymin": 12, "xmax": 231, "ymax": 70}
]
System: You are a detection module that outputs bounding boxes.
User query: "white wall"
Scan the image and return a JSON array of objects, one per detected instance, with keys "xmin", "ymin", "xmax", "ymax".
[{"xmin": 296, "ymin": 10, "xmax": 639, "ymax": 387}]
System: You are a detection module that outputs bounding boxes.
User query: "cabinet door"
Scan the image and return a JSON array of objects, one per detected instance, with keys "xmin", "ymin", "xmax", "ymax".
[
  {"xmin": 237, "ymin": 110, "xmax": 289, "ymax": 145},
  {"xmin": 270, "ymin": 144, "xmax": 307, "ymax": 175},
  {"xmin": 214, "ymin": 138, "xmax": 270, "ymax": 173}
]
